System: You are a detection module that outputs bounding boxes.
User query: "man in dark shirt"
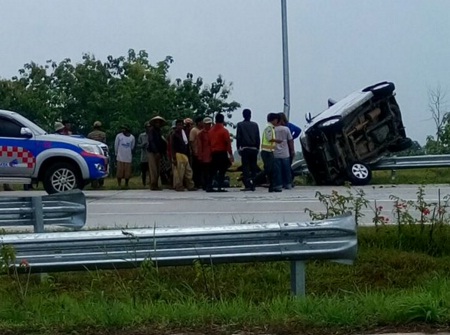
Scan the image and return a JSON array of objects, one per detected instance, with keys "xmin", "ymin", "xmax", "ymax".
[
  {"xmin": 147, "ymin": 116, "xmax": 167, "ymax": 191},
  {"xmin": 236, "ymin": 108, "xmax": 260, "ymax": 191}
]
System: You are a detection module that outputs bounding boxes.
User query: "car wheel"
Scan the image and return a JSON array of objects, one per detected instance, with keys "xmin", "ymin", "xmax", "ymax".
[
  {"xmin": 346, "ymin": 161, "xmax": 372, "ymax": 186},
  {"xmin": 301, "ymin": 143, "xmax": 328, "ymax": 185},
  {"xmin": 43, "ymin": 162, "xmax": 81, "ymax": 194},
  {"xmin": 317, "ymin": 118, "xmax": 342, "ymax": 133},
  {"xmin": 388, "ymin": 137, "xmax": 413, "ymax": 152},
  {"xmin": 363, "ymin": 81, "xmax": 395, "ymax": 97}
]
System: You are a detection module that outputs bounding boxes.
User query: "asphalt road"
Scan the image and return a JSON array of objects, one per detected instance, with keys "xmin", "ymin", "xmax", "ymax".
[
  {"xmin": 81, "ymin": 185, "xmax": 450, "ymax": 228},
  {"xmin": 2, "ymin": 184, "xmax": 450, "ymax": 229},
  {"xmin": 80, "ymin": 184, "xmax": 450, "ymax": 228}
]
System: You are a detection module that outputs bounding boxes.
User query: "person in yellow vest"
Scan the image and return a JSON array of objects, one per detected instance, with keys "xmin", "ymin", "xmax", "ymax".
[{"xmin": 261, "ymin": 113, "xmax": 282, "ymax": 192}]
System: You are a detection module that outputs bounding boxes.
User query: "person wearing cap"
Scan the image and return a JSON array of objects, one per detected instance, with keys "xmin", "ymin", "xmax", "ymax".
[
  {"xmin": 189, "ymin": 116, "xmax": 204, "ymax": 189},
  {"xmin": 170, "ymin": 119, "xmax": 196, "ymax": 191},
  {"xmin": 147, "ymin": 116, "xmax": 167, "ymax": 191},
  {"xmin": 197, "ymin": 117, "xmax": 213, "ymax": 191},
  {"xmin": 208, "ymin": 113, "xmax": 234, "ymax": 192},
  {"xmin": 137, "ymin": 121, "xmax": 151, "ymax": 187},
  {"xmin": 236, "ymin": 108, "xmax": 260, "ymax": 191},
  {"xmin": 114, "ymin": 125, "xmax": 135, "ymax": 189},
  {"xmin": 87, "ymin": 121, "xmax": 106, "ymax": 143}
]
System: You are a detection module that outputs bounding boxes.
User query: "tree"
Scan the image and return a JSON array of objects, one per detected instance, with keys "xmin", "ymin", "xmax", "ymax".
[
  {"xmin": 0, "ymin": 49, "xmax": 241, "ymax": 146},
  {"xmin": 425, "ymin": 85, "xmax": 450, "ymax": 154},
  {"xmin": 172, "ymin": 74, "xmax": 240, "ymax": 126}
]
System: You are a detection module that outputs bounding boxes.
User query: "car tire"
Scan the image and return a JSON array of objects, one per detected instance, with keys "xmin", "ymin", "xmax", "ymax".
[
  {"xmin": 346, "ymin": 161, "xmax": 372, "ymax": 186},
  {"xmin": 388, "ymin": 137, "xmax": 413, "ymax": 152},
  {"xmin": 363, "ymin": 81, "xmax": 395, "ymax": 98},
  {"xmin": 317, "ymin": 118, "xmax": 342, "ymax": 133},
  {"xmin": 43, "ymin": 162, "xmax": 82, "ymax": 194},
  {"xmin": 301, "ymin": 143, "xmax": 327, "ymax": 185}
]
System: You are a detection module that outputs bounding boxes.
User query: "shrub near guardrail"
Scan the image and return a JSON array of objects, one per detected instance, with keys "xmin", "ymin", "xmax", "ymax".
[{"xmin": 305, "ymin": 185, "xmax": 450, "ymax": 256}]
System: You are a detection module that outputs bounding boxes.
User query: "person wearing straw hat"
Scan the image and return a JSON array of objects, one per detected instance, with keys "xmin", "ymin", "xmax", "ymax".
[
  {"xmin": 54, "ymin": 121, "xmax": 65, "ymax": 134},
  {"xmin": 147, "ymin": 116, "xmax": 167, "ymax": 190}
]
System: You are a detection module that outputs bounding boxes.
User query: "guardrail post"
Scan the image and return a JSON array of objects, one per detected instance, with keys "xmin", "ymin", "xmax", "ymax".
[
  {"xmin": 32, "ymin": 196, "xmax": 44, "ymax": 233},
  {"xmin": 290, "ymin": 260, "xmax": 306, "ymax": 297},
  {"xmin": 390, "ymin": 169, "xmax": 397, "ymax": 181}
]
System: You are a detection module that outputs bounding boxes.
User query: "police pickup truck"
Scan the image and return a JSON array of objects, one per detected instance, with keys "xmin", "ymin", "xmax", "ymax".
[{"xmin": 0, "ymin": 110, "xmax": 109, "ymax": 194}]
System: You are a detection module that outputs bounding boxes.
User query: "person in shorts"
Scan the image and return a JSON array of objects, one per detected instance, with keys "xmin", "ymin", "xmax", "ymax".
[{"xmin": 114, "ymin": 125, "xmax": 135, "ymax": 189}]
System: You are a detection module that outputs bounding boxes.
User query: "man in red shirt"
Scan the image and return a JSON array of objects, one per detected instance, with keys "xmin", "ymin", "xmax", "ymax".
[
  {"xmin": 197, "ymin": 117, "xmax": 213, "ymax": 191},
  {"xmin": 208, "ymin": 113, "xmax": 234, "ymax": 192}
]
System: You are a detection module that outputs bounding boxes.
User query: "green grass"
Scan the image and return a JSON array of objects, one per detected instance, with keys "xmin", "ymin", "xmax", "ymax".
[
  {"xmin": 2, "ymin": 225, "xmax": 450, "ymax": 334},
  {"xmin": 371, "ymin": 168, "xmax": 450, "ymax": 185},
  {"xmin": 2, "ymin": 167, "xmax": 450, "ymax": 193}
]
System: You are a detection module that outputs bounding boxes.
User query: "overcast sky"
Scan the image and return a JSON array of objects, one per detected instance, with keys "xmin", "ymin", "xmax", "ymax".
[{"xmin": 1, "ymin": 0, "xmax": 450, "ymax": 144}]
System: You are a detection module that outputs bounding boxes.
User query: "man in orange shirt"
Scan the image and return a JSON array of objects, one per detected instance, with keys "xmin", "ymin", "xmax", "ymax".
[{"xmin": 208, "ymin": 113, "xmax": 234, "ymax": 192}]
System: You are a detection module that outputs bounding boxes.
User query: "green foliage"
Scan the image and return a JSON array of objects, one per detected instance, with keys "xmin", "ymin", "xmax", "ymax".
[
  {"xmin": 304, "ymin": 185, "xmax": 369, "ymax": 225},
  {"xmin": 424, "ymin": 85, "xmax": 450, "ymax": 154},
  {"xmin": 371, "ymin": 168, "xmax": 450, "ymax": 185},
  {"xmin": 0, "ymin": 49, "xmax": 240, "ymax": 147},
  {"xmin": 0, "ymin": 244, "xmax": 15, "ymax": 275},
  {"xmin": 305, "ymin": 186, "xmax": 450, "ymax": 257}
]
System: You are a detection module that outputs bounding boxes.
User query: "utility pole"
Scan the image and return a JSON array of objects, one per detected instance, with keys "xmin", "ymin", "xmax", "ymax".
[{"xmin": 281, "ymin": 0, "xmax": 291, "ymax": 120}]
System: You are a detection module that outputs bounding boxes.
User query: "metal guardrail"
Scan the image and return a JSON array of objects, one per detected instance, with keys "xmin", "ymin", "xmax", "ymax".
[
  {"xmin": 0, "ymin": 190, "xmax": 86, "ymax": 232},
  {"xmin": 0, "ymin": 214, "xmax": 356, "ymax": 296},
  {"xmin": 292, "ymin": 154, "xmax": 450, "ymax": 177},
  {"xmin": 369, "ymin": 154, "xmax": 450, "ymax": 170}
]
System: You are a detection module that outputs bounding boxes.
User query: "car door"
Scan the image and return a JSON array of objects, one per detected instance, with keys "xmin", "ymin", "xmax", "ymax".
[{"xmin": 0, "ymin": 116, "xmax": 36, "ymax": 177}]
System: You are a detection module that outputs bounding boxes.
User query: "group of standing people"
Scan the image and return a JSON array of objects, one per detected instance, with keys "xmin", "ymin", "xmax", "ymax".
[
  {"xmin": 136, "ymin": 108, "xmax": 299, "ymax": 193},
  {"xmin": 140, "ymin": 113, "xmax": 234, "ymax": 192},
  {"xmin": 46, "ymin": 109, "xmax": 301, "ymax": 193},
  {"xmin": 236, "ymin": 109, "xmax": 298, "ymax": 193}
]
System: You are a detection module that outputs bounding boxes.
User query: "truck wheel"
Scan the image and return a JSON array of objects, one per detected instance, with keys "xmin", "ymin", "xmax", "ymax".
[
  {"xmin": 346, "ymin": 161, "xmax": 372, "ymax": 186},
  {"xmin": 43, "ymin": 162, "xmax": 81, "ymax": 194}
]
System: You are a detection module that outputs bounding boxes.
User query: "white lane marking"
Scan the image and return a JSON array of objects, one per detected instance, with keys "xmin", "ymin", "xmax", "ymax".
[
  {"xmin": 89, "ymin": 199, "xmax": 445, "ymax": 205},
  {"xmin": 89, "ymin": 202, "xmax": 164, "ymax": 205},
  {"xmin": 89, "ymin": 208, "xmax": 429, "ymax": 215},
  {"xmin": 90, "ymin": 210, "xmax": 307, "ymax": 215},
  {"xmin": 244, "ymin": 199, "xmax": 420, "ymax": 203}
]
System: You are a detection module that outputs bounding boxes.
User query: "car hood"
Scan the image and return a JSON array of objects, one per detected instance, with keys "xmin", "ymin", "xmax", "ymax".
[{"xmin": 35, "ymin": 134, "xmax": 105, "ymax": 146}]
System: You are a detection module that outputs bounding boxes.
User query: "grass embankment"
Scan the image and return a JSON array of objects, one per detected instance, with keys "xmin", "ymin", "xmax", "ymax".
[
  {"xmin": 2, "ymin": 167, "xmax": 450, "ymax": 192},
  {"xmin": 1, "ymin": 225, "xmax": 450, "ymax": 334}
]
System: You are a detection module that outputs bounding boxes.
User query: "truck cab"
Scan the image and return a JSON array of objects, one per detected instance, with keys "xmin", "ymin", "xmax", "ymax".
[{"xmin": 0, "ymin": 110, "xmax": 109, "ymax": 193}]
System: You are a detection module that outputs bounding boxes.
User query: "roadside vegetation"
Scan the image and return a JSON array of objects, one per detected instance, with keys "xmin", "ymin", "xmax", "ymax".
[
  {"xmin": 3, "ymin": 166, "xmax": 450, "ymax": 192},
  {"xmin": 2, "ymin": 186, "xmax": 450, "ymax": 334}
]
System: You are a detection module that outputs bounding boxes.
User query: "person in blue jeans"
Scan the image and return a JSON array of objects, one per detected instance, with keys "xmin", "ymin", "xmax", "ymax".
[{"xmin": 274, "ymin": 116, "xmax": 294, "ymax": 190}]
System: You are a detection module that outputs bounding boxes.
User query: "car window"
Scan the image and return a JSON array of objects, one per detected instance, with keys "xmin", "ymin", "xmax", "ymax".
[{"xmin": 0, "ymin": 117, "xmax": 26, "ymax": 138}]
